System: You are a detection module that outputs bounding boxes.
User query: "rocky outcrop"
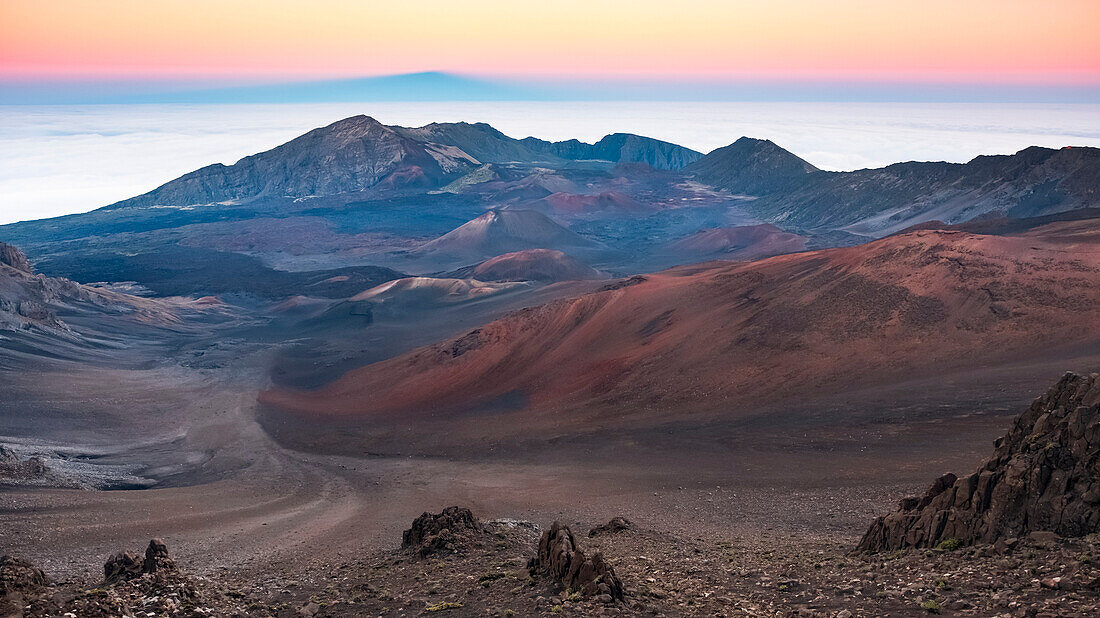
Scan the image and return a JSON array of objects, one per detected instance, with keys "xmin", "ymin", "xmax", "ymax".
[
  {"xmin": 104, "ymin": 539, "xmax": 177, "ymax": 583},
  {"xmin": 857, "ymin": 372, "xmax": 1100, "ymax": 552},
  {"xmin": 528, "ymin": 521, "xmax": 624, "ymax": 602},
  {"xmin": 142, "ymin": 539, "xmax": 176, "ymax": 575},
  {"xmin": 402, "ymin": 507, "xmax": 483, "ymax": 558},
  {"xmin": 0, "ymin": 242, "xmax": 32, "ymax": 273}
]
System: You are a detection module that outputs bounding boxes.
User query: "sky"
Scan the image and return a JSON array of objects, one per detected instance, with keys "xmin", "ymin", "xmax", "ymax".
[
  {"xmin": 2, "ymin": 0, "xmax": 1099, "ymax": 87},
  {"xmin": 1, "ymin": 1, "xmax": 1099, "ymax": 224}
]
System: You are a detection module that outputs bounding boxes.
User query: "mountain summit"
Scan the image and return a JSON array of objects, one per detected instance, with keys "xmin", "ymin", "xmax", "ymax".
[
  {"xmin": 686, "ymin": 137, "xmax": 819, "ymax": 195},
  {"xmin": 108, "ymin": 115, "xmax": 483, "ymax": 208}
]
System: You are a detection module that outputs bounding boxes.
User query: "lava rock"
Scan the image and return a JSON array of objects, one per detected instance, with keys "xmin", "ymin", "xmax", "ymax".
[
  {"xmin": 857, "ymin": 372, "xmax": 1100, "ymax": 552},
  {"xmin": 528, "ymin": 521, "xmax": 624, "ymax": 602},
  {"xmin": 143, "ymin": 538, "xmax": 176, "ymax": 575},
  {"xmin": 104, "ymin": 539, "xmax": 176, "ymax": 583},
  {"xmin": 401, "ymin": 506, "xmax": 482, "ymax": 558},
  {"xmin": 589, "ymin": 517, "xmax": 636, "ymax": 537},
  {"xmin": 103, "ymin": 551, "xmax": 144, "ymax": 583},
  {"xmin": 0, "ymin": 555, "xmax": 50, "ymax": 618}
]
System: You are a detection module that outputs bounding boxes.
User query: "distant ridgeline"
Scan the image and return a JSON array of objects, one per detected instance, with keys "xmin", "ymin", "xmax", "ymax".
[{"xmin": 98, "ymin": 115, "xmax": 1098, "ymax": 237}]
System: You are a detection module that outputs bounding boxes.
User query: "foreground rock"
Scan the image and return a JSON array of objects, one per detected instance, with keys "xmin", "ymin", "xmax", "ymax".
[
  {"xmin": 11, "ymin": 540, "xmax": 213, "ymax": 617},
  {"xmin": 402, "ymin": 506, "xmax": 484, "ymax": 558},
  {"xmin": 858, "ymin": 372, "xmax": 1100, "ymax": 552},
  {"xmin": 0, "ymin": 555, "xmax": 50, "ymax": 616},
  {"xmin": 6, "ymin": 515, "xmax": 1100, "ymax": 616},
  {"xmin": 529, "ymin": 521, "xmax": 624, "ymax": 603},
  {"xmin": 104, "ymin": 538, "xmax": 177, "ymax": 583}
]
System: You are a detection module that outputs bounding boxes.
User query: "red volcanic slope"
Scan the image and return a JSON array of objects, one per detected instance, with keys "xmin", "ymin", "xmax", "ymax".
[
  {"xmin": 453, "ymin": 249, "xmax": 601, "ymax": 282},
  {"xmin": 262, "ymin": 228, "xmax": 1100, "ymax": 430},
  {"xmin": 668, "ymin": 224, "xmax": 808, "ymax": 260}
]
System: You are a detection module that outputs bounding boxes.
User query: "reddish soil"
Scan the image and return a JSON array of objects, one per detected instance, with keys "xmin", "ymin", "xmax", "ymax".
[
  {"xmin": 455, "ymin": 249, "xmax": 601, "ymax": 282},
  {"xmin": 667, "ymin": 224, "xmax": 808, "ymax": 260},
  {"xmin": 262, "ymin": 228, "xmax": 1100, "ymax": 444}
]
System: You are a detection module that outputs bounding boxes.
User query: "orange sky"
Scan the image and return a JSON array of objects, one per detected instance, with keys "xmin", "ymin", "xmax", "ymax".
[{"xmin": 2, "ymin": 0, "xmax": 1098, "ymax": 84}]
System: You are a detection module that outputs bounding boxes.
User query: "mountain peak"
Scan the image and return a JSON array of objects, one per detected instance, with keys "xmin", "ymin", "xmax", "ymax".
[{"xmin": 686, "ymin": 137, "xmax": 819, "ymax": 195}]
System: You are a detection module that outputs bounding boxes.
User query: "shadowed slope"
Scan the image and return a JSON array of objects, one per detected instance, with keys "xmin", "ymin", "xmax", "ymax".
[{"xmin": 749, "ymin": 146, "xmax": 1100, "ymax": 235}]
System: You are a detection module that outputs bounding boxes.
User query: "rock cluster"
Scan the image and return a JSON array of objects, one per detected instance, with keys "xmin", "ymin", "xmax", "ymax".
[
  {"xmin": 0, "ymin": 555, "xmax": 49, "ymax": 596},
  {"xmin": 857, "ymin": 372, "xmax": 1100, "ymax": 552},
  {"xmin": 588, "ymin": 516, "xmax": 636, "ymax": 537},
  {"xmin": 401, "ymin": 506, "xmax": 483, "ymax": 558},
  {"xmin": 528, "ymin": 521, "xmax": 624, "ymax": 603},
  {"xmin": 104, "ymin": 538, "xmax": 177, "ymax": 583}
]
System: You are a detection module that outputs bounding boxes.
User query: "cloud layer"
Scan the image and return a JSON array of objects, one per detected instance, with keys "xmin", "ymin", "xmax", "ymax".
[{"xmin": 2, "ymin": 101, "xmax": 1098, "ymax": 225}]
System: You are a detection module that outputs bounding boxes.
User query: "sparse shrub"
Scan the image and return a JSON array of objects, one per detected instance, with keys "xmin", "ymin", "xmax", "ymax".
[
  {"xmin": 479, "ymin": 572, "xmax": 506, "ymax": 585},
  {"xmin": 551, "ymin": 604, "xmax": 563, "ymax": 613},
  {"xmin": 921, "ymin": 599, "xmax": 941, "ymax": 613},
  {"xmin": 426, "ymin": 601, "xmax": 463, "ymax": 612},
  {"xmin": 935, "ymin": 538, "xmax": 960, "ymax": 551}
]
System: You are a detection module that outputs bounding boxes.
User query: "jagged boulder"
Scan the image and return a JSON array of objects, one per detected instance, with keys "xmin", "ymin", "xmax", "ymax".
[
  {"xmin": 528, "ymin": 521, "xmax": 624, "ymax": 602},
  {"xmin": 401, "ymin": 506, "xmax": 483, "ymax": 558},
  {"xmin": 103, "ymin": 551, "xmax": 143, "ymax": 583},
  {"xmin": 857, "ymin": 372, "xmax": 1100, "ymax": 552},
  {"xmin": 142, "ymin": 538, "xmax": 176, "ymax": 575},
  {"xmin": 104, "ymin": 539, "xmax": 177, "ymax": 583}
]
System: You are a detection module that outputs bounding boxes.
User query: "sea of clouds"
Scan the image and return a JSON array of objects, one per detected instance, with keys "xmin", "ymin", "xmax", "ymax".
[{"xmin": 2, "ymin": 101, "xmax": 1099, "ymax": 225}]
